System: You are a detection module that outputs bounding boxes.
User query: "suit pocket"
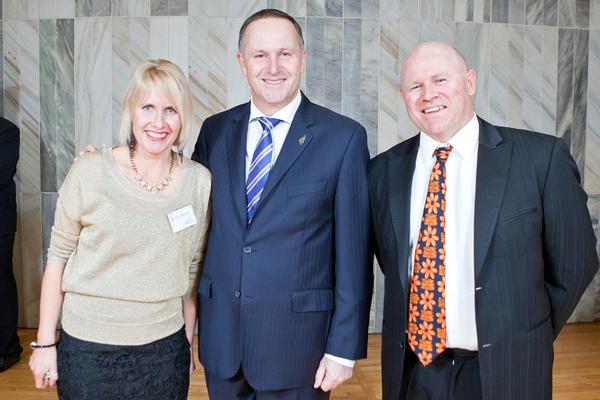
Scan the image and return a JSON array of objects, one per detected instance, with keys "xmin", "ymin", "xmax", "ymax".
[
  {"xmin": 288, "ymin": 180, "xmax": 327, "ymax": 197},
  {"xmin": 292, "ymin": 289, "xmax": 334, "ymax": 312},
  {"xmin": 198, "ymin": 277, "xmax": 212, "ymax": 299},
  {"xmin": 498, "ymin": 207, "xmax": 538, "ymax": 222}
]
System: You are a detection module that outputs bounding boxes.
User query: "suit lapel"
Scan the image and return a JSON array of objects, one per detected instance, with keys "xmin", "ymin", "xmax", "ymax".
[
  {"xmin": 474, "ymin": 118, "xmax": 512, "ymax": 280},
  {"xmin": 388, "ymin": 137, "xmax": 419, "ymax": 290},
  {"xmin": 226, "ymin": 104, "xmax": 250, "ymax": 226},
  {"xmin": 250, "ymin": 95, "xmax": 314, "ymax": 222}
]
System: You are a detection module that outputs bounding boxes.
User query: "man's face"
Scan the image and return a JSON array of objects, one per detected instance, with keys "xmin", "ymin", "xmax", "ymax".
[
  {"xmin": 400, "ymin": 43, "xmax": 476, "ymax": 143},
  {"xmin": 237, "ymin": 17, "xmax": 306, "ymax": 116}
]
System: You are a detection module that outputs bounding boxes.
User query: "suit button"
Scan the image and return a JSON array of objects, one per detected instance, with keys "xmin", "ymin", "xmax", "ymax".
[
  {"xmin": 234, "ymin": 291, "xmax": 241, "ymax": 298},
  {"xmin": 243, "ymin": 246, "xmax": 252, "ymax": 254}
]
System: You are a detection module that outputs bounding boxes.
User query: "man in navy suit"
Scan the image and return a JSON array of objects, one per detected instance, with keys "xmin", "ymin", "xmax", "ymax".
[
  {"xmin": 192, "ymin": 9, "xmax": 373, "ymax": 399},
  {"xmin": 369, "ymin": 42, "xmax": 598, "ymax": 399}
]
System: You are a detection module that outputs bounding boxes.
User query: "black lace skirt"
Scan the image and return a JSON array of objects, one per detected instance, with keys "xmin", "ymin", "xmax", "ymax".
[{"xmin": 57, "ymin": 327, "xmax": 190, "ymax": 400}]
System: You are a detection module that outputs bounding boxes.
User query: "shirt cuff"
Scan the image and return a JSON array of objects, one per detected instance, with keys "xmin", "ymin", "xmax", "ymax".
[{"xmin": 324, "ymin": 353, "xmax": 355, "ymax": 368}]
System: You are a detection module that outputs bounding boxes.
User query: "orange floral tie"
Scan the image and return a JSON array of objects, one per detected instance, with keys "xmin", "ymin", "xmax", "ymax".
[{"xmin": 408, "ymin": 146, "xmax": 452, "ymax": 366}]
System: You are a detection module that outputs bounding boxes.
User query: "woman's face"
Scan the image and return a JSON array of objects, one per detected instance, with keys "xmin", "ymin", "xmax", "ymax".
[{"xmin": 131, "ymin": 85, "xmax": 181, "ymax": 158}]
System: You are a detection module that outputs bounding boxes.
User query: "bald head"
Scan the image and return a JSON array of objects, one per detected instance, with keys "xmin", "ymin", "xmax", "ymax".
[
  {"xmin": 399, "ymin": 41, "xmax": 477, "ymax": 143},
  {"xmin": 401, "ymin": 42, "xmax": 469, "ymax": 89}
]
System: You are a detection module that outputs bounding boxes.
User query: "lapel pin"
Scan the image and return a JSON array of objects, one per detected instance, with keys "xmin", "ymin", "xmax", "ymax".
[{"xmin": 298, "ymin": 135, "xmax": 306, "ymax": 145}]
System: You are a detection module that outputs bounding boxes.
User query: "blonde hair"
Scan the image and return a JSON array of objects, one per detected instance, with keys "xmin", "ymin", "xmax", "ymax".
[{"xmin": 119, "ymin": 59, "xmax": 192, "ymax": 151}]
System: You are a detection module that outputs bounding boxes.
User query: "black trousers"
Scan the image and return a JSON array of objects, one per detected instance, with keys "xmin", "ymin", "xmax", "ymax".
[
  {"xmin": 401, "ymin": 346, "xmax": 483, "ymax": 400},
  {"xmin": 0, "ymin": 233, "xmax": 21, "ymax": 357},
  {"xmin": 205, "ymin": 367, "xmax": 330, "ymax": 400}
]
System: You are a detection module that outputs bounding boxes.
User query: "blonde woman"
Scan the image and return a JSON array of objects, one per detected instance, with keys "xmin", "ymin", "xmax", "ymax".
[{"xmin": 29, "ymin": 59, "xmax": 211, "ymax": 399}]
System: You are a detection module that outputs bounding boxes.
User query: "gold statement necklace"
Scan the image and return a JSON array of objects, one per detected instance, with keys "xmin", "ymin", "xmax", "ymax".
[{"xmin": 128, "ymin": 144, "xmax": 175, "ymax": 193}]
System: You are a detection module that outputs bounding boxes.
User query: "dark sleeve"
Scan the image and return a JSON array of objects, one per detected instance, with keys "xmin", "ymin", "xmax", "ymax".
[
  {"xmin": 0, "ymin": 123, "xmax": 20, "ymax": 189},
  {"xmin": 542, "ymin": 138, "xmax": 599, "ymax": 338},
  {"xmin": 191, "ymin": 119, "xmax": 209, "ymax": 167}
]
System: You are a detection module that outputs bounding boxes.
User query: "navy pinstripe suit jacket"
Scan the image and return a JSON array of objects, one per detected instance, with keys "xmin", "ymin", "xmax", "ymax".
[
  {"xmin": 192, "ymin": 93, "xmax": 373, "ymax": 391},
  {"xmin": 369, "ymin": 118, "xmax": 599, "ymax": 400}
]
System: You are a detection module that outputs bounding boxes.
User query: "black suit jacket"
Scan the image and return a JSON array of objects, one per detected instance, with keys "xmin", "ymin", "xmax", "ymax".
[
  {"xmin": 0, "ymin": 118, "xmax": 19, "ymax": 235},
  {"xmin": 368, "ymin": 118, "xmax": 599, "ymax": 400}
]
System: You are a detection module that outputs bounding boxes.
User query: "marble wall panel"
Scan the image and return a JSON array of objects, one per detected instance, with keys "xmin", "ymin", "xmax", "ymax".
[
  {"xmin": 39, "ymin": 0, "xmax": 76, "ymax": 19},
  {"xmin": 541, "ymin": 27, "xmax": 558, "ymax": 135},
  {"xmin": 576, "ymin": 0, "xmax": 591, "ymax": 27},
  {"xmin": 592, "ymin": 0, "xmax": 600, "ymax": 26},
  {"xmin": 473, "ymin": 0, "xmax": 491, "ymax": 22},
  {"xmin": 557, "ymin": 29, "xmax": 574, "ymax": 146},
  {"xmin": 545, "ymin": 0, "xmax": 559, "ymax": 25},
  {"xmin": 343, "ymin": 0, "xmax": 379, "ymax": 18},
  {"xmin": 267, "ymin": 0, "xmax": 308, "ymax": 16},
  {"xmin": 40, "ymin": 19, "xmax": 75, "ymax": 192},
  {"xmin": 509, "ymin": 0, "xmax": 525, "ymax": 24},
  {"xmin": 308, "ymin": 0, "xmax": 343, "ymax": 16},
  {"xmin": 492, "ymin": 0, "xmax": 509, "ymax": 22},
  {"xmin": 18, "ymin": 193, "xmax": 42, "ymax": 327},
  {"xmin": 585, "ymin": 29, "xmax": 600, "ymax": 193},
  {"xmin": 454, "ymin": 0, "xmax": 471, "ymax": 21},
  {"xmin": 380, "ymin": 0, "xmax": 418, "ymax": 19},
  {"xmin": 455, "ymin": 23, "xmax": 490, "ymax": 120},
  {"xmin": 112, "ymin": 17, "xmax": 150, "ymax": 143},
  {"xmin": 522, "ymin": 27, "xmax": 548, "ymax": 133},
  {"xmin": 74, "ymin": 18, "xmax": 112, "ymax": 149},
  {"xmin": 3, "ymin": 0, "xmax": 39, "ymax": 20},
  {"xmin": 572, "ymin": 29, "xmax": 589, "ymax": 174},
  {"xmin": 527, "ymin": 0, "xmax": 544, "ymax": 25},
  {"xmin": 559, "ymin": 0, "xmax": 577, "ymax": 26},
  {"xmin": 148, "ymin": 16, "xmax": 189, "ymax": 82},
  {"xmin": 112, "ymin": 0, "xmax": 150, "ymax": 16},
  {"xmin": 3, "ymin": 20, "xmax": 20, "ymax": 147},
  {"xmin": 18, "ymin": 20, "xmax": 41, "ymax": 193},
  {"xmin": 417, "ymin": 21, "xmax": 455, "ymax": 44},
  {"xmin": 420, "ymin": 0, "xmax": 455, "ymax": 21},
  {"xmin": 76, "ymin": 0, "xmax": 111, "ymax": 17}
]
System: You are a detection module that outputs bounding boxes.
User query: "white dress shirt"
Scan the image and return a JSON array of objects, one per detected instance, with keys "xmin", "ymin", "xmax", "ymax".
[
  {"xmin": 409, "ymin": 114, "xmax": 479, "ymax": 350},
  {"xmin": 246, "ymin": 91, "xmax": 355, "ymax": 368}
]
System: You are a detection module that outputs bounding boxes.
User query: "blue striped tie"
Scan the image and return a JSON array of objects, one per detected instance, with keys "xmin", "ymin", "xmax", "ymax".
[{"xmin": 246, "ymin": 117, "xmax": 281, "ymax": 222}]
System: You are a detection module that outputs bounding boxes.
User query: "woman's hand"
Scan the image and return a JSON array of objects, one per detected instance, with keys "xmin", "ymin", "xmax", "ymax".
[
  {"xmin": 29, "ymin": 347, "xmax": 59, "ymax": 388},
  {"xmin": 189, "ymin": 345, "xmax": 196, "ymax": 375}
]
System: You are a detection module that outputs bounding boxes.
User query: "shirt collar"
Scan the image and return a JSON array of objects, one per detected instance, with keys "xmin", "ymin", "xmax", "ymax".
[
  {"xmin": 418, "ymin": 114, "xmax": 479, "ymax": 161},
  {"xmin": 249, "ymin": 91, "xmax": 302, "ymax": 125}
]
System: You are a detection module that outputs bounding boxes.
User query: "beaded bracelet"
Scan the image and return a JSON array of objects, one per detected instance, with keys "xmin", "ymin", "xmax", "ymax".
[{"xmin": 30, "ymin": 341, "xmax": 57, "ymax": 349}]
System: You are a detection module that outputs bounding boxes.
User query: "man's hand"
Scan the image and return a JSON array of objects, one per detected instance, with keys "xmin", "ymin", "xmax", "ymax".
[{"xmin": 313, "ymin": 356, "xmax": 353, "ymax": 392}]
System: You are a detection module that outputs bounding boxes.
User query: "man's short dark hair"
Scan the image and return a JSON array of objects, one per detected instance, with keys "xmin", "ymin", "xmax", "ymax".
[{"xmin": 238, "ymin": 8, "xmax": 305, "ymax": 53}]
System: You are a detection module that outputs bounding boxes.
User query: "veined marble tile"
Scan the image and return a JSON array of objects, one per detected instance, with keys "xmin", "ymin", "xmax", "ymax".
[
  {"xmin": 420, "ymin": 0, "xmax": 455, "ymax": 21},
  {"xmin": 572, "ymin": 29, "xmax": 589, "ymax": 174},
  {"xmin": 585, "ymin": 29, "xmax": 600, "ymax": 193},
  {"xmin": 189, "ymin": 0, "xmax": 226, "ymax": 16},
  {"xmin": 473, "ymin": 0, "xmax": 491, "ymax": 22},
  {"xmin": 343, "ymin": 19, "xmax": 378, "ymax": 156},
  {"xmin": 455, "ymin": 23, "xmax": 490, "ymax": 120},
  {"xmin": 454, "ymin": 0, "xmax": 472, "ymax": 22},
  {"xmin": 151, "ymin": 0, "xmax": 169, "ymax": 15},
  {"xmin": 18, "ymin": 193, "xmax": 42, "ymax": 327},
  {"xmin": 592, "ymin": 0, "xmax": 600, "ymax": 27},
  {"xmin": 507, "ymin": 26, "xmax": 525, "ymax": 129},
  {"xmin": 371, "ymin": 261, "xmax": 384, "ymax": 332},
  {"xmin": 380, "ymin": 0, "xmax": 417, "ymax": 19},
  {"xmin": 40, "ymin": 0, "xmax": 75, "ymax": 19},
  {"xmin": 229, "ymin": 0, "xmax": 267, "ymax": 18},
  {"xmin": 41, "ymin": 20, "xmax": 58, "ymax": 192},
  {"xmin": 344, "ymin": 0, "xmax": 379, "ymax": 18},
  {"xmin": 556, "ymin": 28, "xmax": 574, "ymax": 147},
  {"xmin": 559, "ymin": 0, "xmax": 576, "ymax": 27},
  {"xmin": 76, "ymin": 0, "xmax": 111, "ymax": 16},
  {"xmin": 112, "ymin": 17, "xmax": 150, "ymax": 143},
  {"xmin": 378, "ymin": 20, "xmax": 417, "ymax": 152},
  {"xmin": 576, "ymin": 0, "xmax": 591, "ymax": 27},
  {"xmin": 41, "ymin": 193, "xmax": 58, "ymax": 267},
  {"xmin": 171, "ymin": 0, "xmax": 188, "ymax": 15},
  {"xmin": 19, "ymin": 20, "xmax": 41, "ymax": 193},
  {"xmin": 112, "ymin": 0, "xmax": 150, "ymax": 16},
  {"xmin": 3, "ymin": 0, "xmax": 39, "ymax": 20},
  {"xmin": 417, "ymin": 21, "xmax": 455, "ymax": 44},
  {"xmin": 526, "ymin": 0, "xmax": 543, "ymax": 25},
  {"xmin": 522, "ymin": 27, "xmax": 544, "ymax": 132},
  {"xmin": 308, "ymin": 0, "xmax": 342, "ymax": 16},
  {"xmin": 40, "ymin": 0, "xmax": 76, "ymax": 18},
  {"xmin": 75, "ymin": 18, "xmax": 112, "ymax": 149},
  {"xmin": 306, "ymin": 18, "xmax": 325, "ymax": 108},
  {"xmin": 225, "ymin": 18, "xmax": 251, "ymax": 109},
  {"xmin": 491, "ymin": 0, "xmax": 508, "ymax": 22},
  {"xmin": 544, "ymin": 0, "xmax": 559, "ymax": 26},
  {"xmin": 489, "ymin": 24, "xmax": 510, "ymax": 126},
  {"xmin": 148, "ymin": 17, "xmax": 188, "ymax": 82},
  {"xmin": 540, "ymin": 27, "xmax": 558, "ymax": 135},
  {"xmin": 323, "ymin": 18, "xmax": 342, "ymax": 112},
  {"xmin": 267, "ymin": 0, "xmax": 308, "ymax": 16},
  {"xmin": 509, "ymin": 0, "xmax": 525, "ymax": 24}
]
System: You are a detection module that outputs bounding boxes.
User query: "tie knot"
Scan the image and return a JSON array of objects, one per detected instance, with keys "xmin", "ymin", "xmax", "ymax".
[
  {"xmin": 257, "ymin": 117, "xmax": 282, "ymax": 133},
  {"xmin": 434, "ymin": 145, "xmax": 452, "ymax": 162}
]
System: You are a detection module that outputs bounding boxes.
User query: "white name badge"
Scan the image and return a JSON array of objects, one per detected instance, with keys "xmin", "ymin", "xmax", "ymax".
[{"xmin": 167, "ymin": 205, "xmax": 197, "ymax": 233}]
